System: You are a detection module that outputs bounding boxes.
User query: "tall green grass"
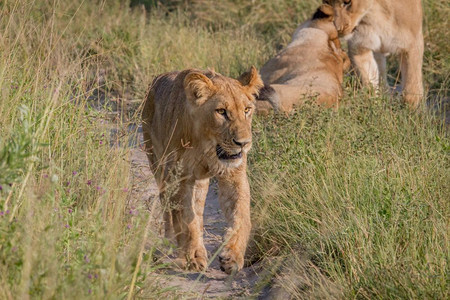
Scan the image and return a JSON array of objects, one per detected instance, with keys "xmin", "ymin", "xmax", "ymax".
[
  {"xmin": 249, "ymin": 97, "xmax": 449, "ymax": 298},
  {"xmin": 0, "ymin": 0, "xmax": 448, "ymax": 298},
  {"xmin": 0, "ymin": 0, "xmax": 267, "ymax": 297}
]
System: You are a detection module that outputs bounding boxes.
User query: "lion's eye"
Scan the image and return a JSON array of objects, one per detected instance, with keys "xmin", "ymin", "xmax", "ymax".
[
  {"xmin": 216, "ymin": 108, "xmax": 226, "ymax": 115},
  {"xmin": 343, "ymin": 0, "xmax": 352, "ymax": 7},
  {"xmin": 244, "ymin": 107, "xmax": 251, "ymax": 114}
]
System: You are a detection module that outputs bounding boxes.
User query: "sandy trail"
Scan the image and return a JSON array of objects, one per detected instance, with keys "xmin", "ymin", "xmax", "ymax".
[{"xmin": 128, "ymin": 137, "xmax": 267, "ymax": 299}]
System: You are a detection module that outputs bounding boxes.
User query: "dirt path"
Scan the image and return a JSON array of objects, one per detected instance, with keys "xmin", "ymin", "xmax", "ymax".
[{"xmin": 128, "ymin": 135, "xmax": 268, "ymax": 299}]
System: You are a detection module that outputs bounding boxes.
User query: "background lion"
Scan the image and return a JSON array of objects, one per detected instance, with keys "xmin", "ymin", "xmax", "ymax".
[
  {"xmin": 325, "ymin": 0, "xmax": 424, "ymax": 108},
  {"xmin": 142, "ymin": 67, "xmax": 263, "ymax": 274},
  {"xmin": 256, "ymin": 4, "xmax": 350, "ymax": 114}
]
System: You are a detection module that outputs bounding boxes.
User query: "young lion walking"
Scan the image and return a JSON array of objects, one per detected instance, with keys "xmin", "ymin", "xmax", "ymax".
[{"xmin": 142, "ymin": 67, "xmax": 263, "ymax": 274}]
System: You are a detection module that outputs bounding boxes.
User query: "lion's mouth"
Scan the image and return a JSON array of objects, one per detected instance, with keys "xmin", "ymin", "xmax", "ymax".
[
  {"xmin": 216, "ymin": 145, "xmax": 242, "ymax": 160},
  {"xmin": 338, "ymin": 27, "xmax": 356, "ymax": 38}
]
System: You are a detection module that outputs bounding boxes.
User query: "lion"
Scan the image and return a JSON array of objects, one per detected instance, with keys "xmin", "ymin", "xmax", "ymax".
[
  {"xmin": 324, "ymin": 0, "xmax": 424, "ymax": 108},
  {"xmin": 141, "ymin": 67, "xmax": 263, "ymax": 274},
  {"xmin": 256, "ymin": 4, "xmax": 350, "ymax": 114}
]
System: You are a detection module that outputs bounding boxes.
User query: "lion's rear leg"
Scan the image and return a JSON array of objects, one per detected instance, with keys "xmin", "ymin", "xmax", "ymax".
[
  {"xmin": 374, "ymin": 52, "xmax": 389, "ymax": 90},
  {"xmin": 142, "ymin": 130, "xmax": 176, "ymax": 241},
  {"xmin": 160, "ymin": 190, "xmax": 176, "ymax": 242}
]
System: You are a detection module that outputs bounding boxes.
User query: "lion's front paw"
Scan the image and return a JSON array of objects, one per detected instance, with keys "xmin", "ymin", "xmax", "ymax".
[
  {"xmin": 218, "ymin": 248, "xmax": 244, "ymax": 274},
  {"xmin": 182, "ymin": 245, "xmax": 208, "ymax": 272}
]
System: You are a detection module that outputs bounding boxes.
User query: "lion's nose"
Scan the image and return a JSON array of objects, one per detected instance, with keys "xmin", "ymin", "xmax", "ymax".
[
  {"xmin": 334, "ymin": 20, "xmax": 345, "ymax": 32},
  {"xmin": 233, "ymin": 138, "xmax": 250, "ymax": 147}
]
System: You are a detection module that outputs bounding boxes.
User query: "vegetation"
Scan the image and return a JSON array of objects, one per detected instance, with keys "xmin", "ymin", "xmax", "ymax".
[
  {"xmin": 249, "ymin": 98, "xmax": 448, "ymax": 298},
  {"xmin": 0, "ymin": 0, "xmax": 448, "ymax": 298}
]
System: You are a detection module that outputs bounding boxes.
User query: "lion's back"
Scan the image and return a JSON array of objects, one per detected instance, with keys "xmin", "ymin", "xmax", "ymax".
[
  {"xmin": 261, "ymin": 28, "xmax": 340, "ymax": 89},
  {"xmin": 142, "ymin": 71, "xmax": 189, "ymax": 164}
]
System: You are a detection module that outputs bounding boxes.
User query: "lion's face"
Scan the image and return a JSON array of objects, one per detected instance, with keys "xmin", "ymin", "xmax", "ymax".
[
  {"xmin": 184, "ymin": 67, "xmax": 263, "ymax": 168},
  {"xmin": 324, "ymin": 0, "xmax": 372, "ymax": 37}
]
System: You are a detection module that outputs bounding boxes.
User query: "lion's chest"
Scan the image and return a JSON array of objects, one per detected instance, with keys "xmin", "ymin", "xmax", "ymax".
[{"xmin": 180, "ymin": 147, "xmax": 224, "ymax": 180}]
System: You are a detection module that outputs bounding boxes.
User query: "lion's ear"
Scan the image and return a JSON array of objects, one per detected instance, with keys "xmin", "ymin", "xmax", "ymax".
[
  {"xmin": 184, "ymin": 72, "xmax": 216, "ymax": 105},
  {"xmin": 313, "ymin": 4, "xmax": 334, "ymax": 20},
  {"xmin": 320, "ymin": 4, "xmax": 334, "ymax": 17},
  {"xmin": 238, "ymin": 66, "xmax": 264, "ymax": 98}
]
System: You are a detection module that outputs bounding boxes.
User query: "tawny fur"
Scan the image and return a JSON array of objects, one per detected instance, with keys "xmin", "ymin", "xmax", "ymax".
[
  {"xmin": 325, "ymin": 0, "xmax": 424, "ymax": 108},
  {"xmin": 142, "ymin": 67, "xmax": 263, "ymax": 274},
  {"xmin": 256, "ymin": 4, "xmax": 350, "ymax": 115}
]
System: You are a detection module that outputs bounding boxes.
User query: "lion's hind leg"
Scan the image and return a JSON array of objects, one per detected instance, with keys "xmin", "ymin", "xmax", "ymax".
[
  {"xmin": 374, "ymin": 52, "xmax": 389, "ymax": 90},
  {"xmin": 159, "ymin": 189, "xmax": 176, "ymax": 242}
]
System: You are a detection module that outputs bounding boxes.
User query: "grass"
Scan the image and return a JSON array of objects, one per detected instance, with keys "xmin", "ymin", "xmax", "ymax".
[
  {"xmin": 249, "ymin": 97, "xmax": 448, "ymax": 298},
  {"xmin": 0, "ymin": 0, "xmax": 448, "ymax": 298}
]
